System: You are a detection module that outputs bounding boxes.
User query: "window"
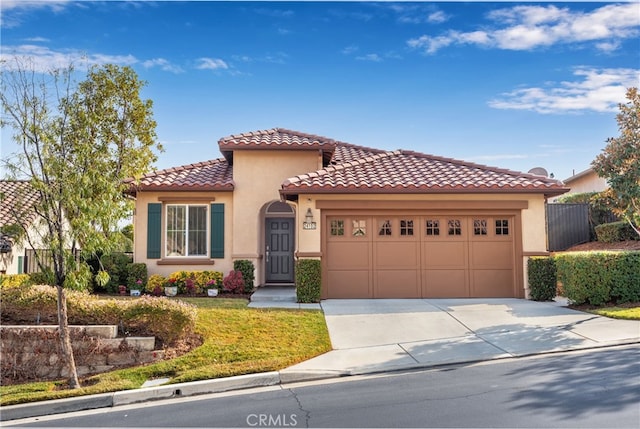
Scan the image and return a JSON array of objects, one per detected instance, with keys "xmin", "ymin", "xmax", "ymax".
[
  {"xmin": 473, "ymin": 219, "xmax": 488, "ymax": 236},
  {"xmin": 400, "ymin": 219, "xmax": 414, "ymax": 236},
  {"xmin": 379, "ymin": 219, "xmax": 392, "ymax": 236},
  {"xmin": 330, "ymin": 219, "xmax": 345, "ymax": 236},
  {"xmin": 352, "ymin": 219, "xmax": 366, "ymax": 237},
  {"xmin": 496, "ymin": 219, "xmax": 510, "ymax": 235},
  {"xmin": 166, "ymin": 205, "xmax": 208, "ymax": 257},
  {"xmin": 426, "ymin": 220, "xmax": 440, "ymax": 236},
  {"xmin": 448, "ymin": 219, "xmax": 462, "ymax": 236}
]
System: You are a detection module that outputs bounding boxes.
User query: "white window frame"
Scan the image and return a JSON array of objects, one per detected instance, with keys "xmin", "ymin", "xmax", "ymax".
[{"xmin": 165, "ymin": 204, "xmax": 209, "ymax": 258}]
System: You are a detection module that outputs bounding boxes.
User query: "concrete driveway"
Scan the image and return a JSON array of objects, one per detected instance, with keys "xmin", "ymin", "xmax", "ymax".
[{"xmin": 282, "ymin": 298, "xmax": 640, "ymax": 378}]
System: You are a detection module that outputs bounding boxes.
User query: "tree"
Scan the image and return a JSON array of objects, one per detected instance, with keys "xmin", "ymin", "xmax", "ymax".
[
  {"xmin": 0, "ymin": 59, "xmax": 161, "ymax": 388},
  {"xmin": 592, "ymin": 87, "xmax": 640, "ymax": 238}
]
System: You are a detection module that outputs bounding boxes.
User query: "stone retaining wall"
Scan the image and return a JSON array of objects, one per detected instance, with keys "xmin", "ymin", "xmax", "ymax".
[{"xmin": 1, "ymin": 325, "xmax": 163, "ymax": 384}]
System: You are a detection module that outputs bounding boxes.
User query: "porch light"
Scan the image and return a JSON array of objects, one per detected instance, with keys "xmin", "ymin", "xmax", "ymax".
[{"xmin": 305, "ymin": 208, "xmax": 314, "ymax": 223}]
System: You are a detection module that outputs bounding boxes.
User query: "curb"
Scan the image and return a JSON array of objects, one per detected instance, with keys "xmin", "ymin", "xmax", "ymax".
[{"xmin": 2, "ymin": 342, "xmax": 639, "ymax": 422}]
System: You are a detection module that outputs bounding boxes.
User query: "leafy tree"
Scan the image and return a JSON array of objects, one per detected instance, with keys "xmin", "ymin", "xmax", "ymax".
[
  {"xmin": 592, "ymin": 87, "xmax": 640, "ymax": 238},
  {"xmin": 0, "ymin": 59, "xmax": 161, "ymax": 388}
]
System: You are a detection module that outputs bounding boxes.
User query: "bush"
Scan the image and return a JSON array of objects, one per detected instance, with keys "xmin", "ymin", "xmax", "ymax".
[
  {"xmin": 233, "ymin": 260, "xmax": 255, "ymax": 293},
  {"xmin": 126, "ymin": 263, "xmax": 148, "ymax": 290},
  {"xmin": 296, "ymin": 259, "xmax": 321, "ymax": 303},
  {"xmin": 0, "ymin": 274, "xmax": 32, "ymax": 288},
  {"xmin": 222, "ymin": 270, "xmax": 245, "ymax": 294},
  {"xmin": 555, "ymin": 251, "xmax": 640, "ymax": 305},
  {"xmin": 168, "ymin": 270, "xmax": 223, "ymax": 294},
  {"xmin": 528, "ymin": 257, "xmax": 557, "ymax": 301},
  {"xmin": 195, "ymin": 271, "xmax": 223, "ymax": 292},
  {"xmin": 0, "ymin": 285, "xmax": 197, "ymax": 345},
  {"xmin": 595, "ymin": 221, "xmax": 638, "ymax": 243},
  {"xmin": 146, "ymin": 274, "xmax": 165, "ymax": 296},
  {"xmin": 100, "ymin": 253, "xmax": 133, "ymax": 293}
]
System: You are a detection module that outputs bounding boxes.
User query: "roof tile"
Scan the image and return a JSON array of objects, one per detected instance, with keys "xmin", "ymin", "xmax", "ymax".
[
  {"xmin": 127, "ymin": 159, "xmax": 234, "ymax": 194},
  {"xmin": 0, "ymin": 181, "xmax": 41, "ymax": 229}
]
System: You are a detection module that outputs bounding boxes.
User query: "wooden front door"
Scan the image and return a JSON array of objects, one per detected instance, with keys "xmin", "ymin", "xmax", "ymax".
[{"xmin": 265, "ymin": 218, "xmax": 295, "ymax": 283}]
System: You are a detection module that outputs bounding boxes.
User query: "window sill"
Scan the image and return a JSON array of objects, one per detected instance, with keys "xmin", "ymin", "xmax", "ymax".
[{"xmin": 156, "ymin": 259, "xmax": 216, "ymax": 266}]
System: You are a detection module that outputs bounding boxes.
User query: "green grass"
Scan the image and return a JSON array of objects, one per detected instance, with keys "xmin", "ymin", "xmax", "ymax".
[
  {"xmin": 1, "ymin": 298, "xmax": 331, "ymax": 406},
  {"xmin": 588, "ymin": 306, "xmax": 640, "ymax": 320}
]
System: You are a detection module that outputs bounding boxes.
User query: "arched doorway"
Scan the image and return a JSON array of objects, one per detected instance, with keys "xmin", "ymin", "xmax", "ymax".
[{"xmin": 263, "ymin": 201, "xmax": 295, "ymax": 284}]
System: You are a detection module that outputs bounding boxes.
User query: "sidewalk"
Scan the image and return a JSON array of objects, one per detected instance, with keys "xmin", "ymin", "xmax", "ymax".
[{"xmin": 2, "ymin": 297, "xmax": 639, "ymax": 422}]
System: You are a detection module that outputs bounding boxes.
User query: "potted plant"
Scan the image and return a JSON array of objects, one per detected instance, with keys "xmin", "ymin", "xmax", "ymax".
[
  {"xmin": 146, "ymin": 274, "xmax": 165, "ymax": 296},
  {"xmin": 130, "ymin": 279, "xmax": 143, "ymax": 296},
  {"xmin": 164, "ymin": 277, "xmax": 178, "ymax": 297},
  {"xmin": 206, "ymin": 279, "xmax": 219, "ymax": 297},
  {"xmin": 118, "ymin": 284, "xmax": 127, "ymax": 295}
]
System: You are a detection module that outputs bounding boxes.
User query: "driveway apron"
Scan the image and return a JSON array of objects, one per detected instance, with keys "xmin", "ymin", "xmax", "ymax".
[{"xmin": 282, "ymin": 298, "xmax": 640, "ymax": 376}]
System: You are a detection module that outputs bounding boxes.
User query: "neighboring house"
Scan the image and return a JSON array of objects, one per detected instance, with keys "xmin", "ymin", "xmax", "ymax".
[
  {"xmin": 127, "ymin": 128, "xmax": 568, "ymax": 299},
  {"xmin": 0, "ymin": 181, "xmax": 42, "ymax": 275},
  {"xmin": 549, "ymin": 167, "xmax": 607, "ymax": 202}
]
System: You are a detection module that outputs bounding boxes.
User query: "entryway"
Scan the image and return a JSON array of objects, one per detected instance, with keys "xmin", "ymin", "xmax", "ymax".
[{"xmin": 263, "ymin": 201, "xmax": 295, "ymax": 284}]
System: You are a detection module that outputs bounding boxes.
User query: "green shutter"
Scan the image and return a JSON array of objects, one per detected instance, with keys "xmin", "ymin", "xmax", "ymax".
[
  {"xmin": 17, "ymin": 256, "xmax": 24, "ymax": 274},
  {"xmin": 210, "ymin": 203, "xmax": 224, "ymax": 258},
  {"xmin": 147, "ymin": 203, "xmax": 162, "ymax": 259}
]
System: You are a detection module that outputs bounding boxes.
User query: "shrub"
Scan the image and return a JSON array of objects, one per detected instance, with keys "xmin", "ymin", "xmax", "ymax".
[
  {"xmin": 100, "ymin": 253, "xmax": 133, "ymax": 293},
  {"xmin": 168, "ymin": 270, "xmax": 223, "ymax": 294},
  {"xmin": 222, "ymin": 270, "xmax": 245, "ymax": 294},
  {"xmin": 0, "ymin": 274, "xmax": 32, "ymax": 288},
  {"xmin": 528, "ymin": 257, "xmax": 557, "ymax": 301},
  {"xmin": 146, "ymin": 274, "xmax": 165, "ymax": 296},
  {"xmin": 195, "ymin": 271, "xmax": 223, "ymax": 292},
  {"xmin": 296, "ymin": 259, "xmax": 321, "ymax": 303},
  {"xmin": 126, "ymin": 263, "xmax": 148, "ymax": 290},
  {"xmin": 555, "ymin": 251, "xmax": 640, "ymax": 305},
  {"xmin": 233, "ymin": 260, "xmax": 255, "ymax": 293},
  {"xmin": 0, "ymin": 285, "xmax": 197, "ymax": 345},
  {"xmin": 595, "ymin": 221, "xmax": 638, "ymax": 243}
]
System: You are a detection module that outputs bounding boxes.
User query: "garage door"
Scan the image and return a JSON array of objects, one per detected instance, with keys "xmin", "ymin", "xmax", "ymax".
[{"xmin": 325, "ymin": 214, "xmax": 516, "ymax": 298}]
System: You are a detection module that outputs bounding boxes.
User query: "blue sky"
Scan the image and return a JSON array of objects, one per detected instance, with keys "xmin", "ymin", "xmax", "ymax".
[{"xmin": 1, "ymin": 1, "xmax": 639, "ymax": 181}]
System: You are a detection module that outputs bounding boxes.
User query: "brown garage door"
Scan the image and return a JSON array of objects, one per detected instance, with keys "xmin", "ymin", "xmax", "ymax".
[{"xmin": 325, "ymin": 214, "xmax": 516, "ymax": 298}]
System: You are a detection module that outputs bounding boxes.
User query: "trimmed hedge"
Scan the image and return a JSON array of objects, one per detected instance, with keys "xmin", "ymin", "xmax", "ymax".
[
  {"xmin": 527, "ymin": 257, "xmax": 557, "ymax": 301},
  {"xmin": 555, "ymin": 251, "xmax": 640, "ymax": 306},
  {"xmin": 296, "ymin": 259, "xmax": 321, "ymax": 303},
  {"xmin": 0, "ymin": 285, "xmax": 197, "ymax": 345},
  {"xmin": 595, "ymin": 221, "xmax": 639, "ymax": 243}
]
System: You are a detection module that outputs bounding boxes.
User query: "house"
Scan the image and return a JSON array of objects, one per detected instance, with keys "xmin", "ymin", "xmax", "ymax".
[
  {"xmin": 0, "ymin": 181, "xmax": 42, "ymax": 275},
  {"xmin": 562, "ymin": 167, "xmax": 608, "ymax": 195},
  {"xmin": 127, "ymin": 128, "xmax": 569, "ymax": 299}
]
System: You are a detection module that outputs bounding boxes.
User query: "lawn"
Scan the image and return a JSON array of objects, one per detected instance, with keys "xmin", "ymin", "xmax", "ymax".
[{"xmin": 0, "ymin": 298, "xmax": 331, "ymax": 406}]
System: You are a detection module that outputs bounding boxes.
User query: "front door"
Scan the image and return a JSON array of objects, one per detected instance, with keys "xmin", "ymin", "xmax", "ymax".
[{"xmin": 265, "ymin": 218, "xmax": 295, "ymax": 283}]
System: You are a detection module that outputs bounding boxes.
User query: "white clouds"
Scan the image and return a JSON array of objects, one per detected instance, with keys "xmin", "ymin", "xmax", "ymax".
[
  {"xmin": 356, "ymin": 54, "xmax": 382, "ymax": 62},
  {"xmin": 488, "ymin": 67, "xmax": 640, "ymax": 114},
  {"xmin": 142, "ymin": 58, "xmax": 184, "ymax": 74},
  {"xmin": 408, "ymin": 3, "xmax": 639, "ymax": 54},
  {"xmin": 196, "ymin": 58, "xmax": 229, "ymax": 71},
  {"xmin": 0, "ymin": 45, "xmax": 136, "ymax": 72},
  {"xmin": 0, "ymin": 0, "xmax": 72, "ymax": 28}
]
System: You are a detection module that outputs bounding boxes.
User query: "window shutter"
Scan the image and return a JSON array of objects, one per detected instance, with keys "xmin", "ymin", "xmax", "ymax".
[
  {"xmin": 17, "ymin": 256, "xmax": 24, "ymax": 274},
  {"xmin": 210, "ymin": 203, "xmax": 224, "ymax": 258},
  {"xmin": 147, "ymin": 203, "xmax": 162, "ymax": 259}
]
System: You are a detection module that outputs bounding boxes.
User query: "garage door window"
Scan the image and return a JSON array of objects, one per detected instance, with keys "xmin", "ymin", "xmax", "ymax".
[
  {"xmin": 448, "ymin": 219, "xmax": 462, "ymax": 235},
  {"xmin": 352, "ymin": 220, "xmax": 366, "ymax": 237},
  {"xmin": 379, "ymin": 220, "xmax": 392, "ymax": 236},
  {"xmin": 496, "ymin": 219, "xmax": 510, "ymax": 235},
  {"xmin": 426, "ymin": 220, "xmax": 440, "ymax": 236},
  {"xmin": 400, "ymin": 219, "xmax": 414, "ymax": 236},
  {"xmin": 473, "ymin": 219, "xmax": 488, "ymax": 236},
  {"xmin": 330, "ymin": 220, "xmax": 345, "ymax": 236}
]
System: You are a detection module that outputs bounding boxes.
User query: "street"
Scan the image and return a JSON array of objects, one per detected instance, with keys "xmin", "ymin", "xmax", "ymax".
[{"xmin": 6, "ymin": 345, "xmax": 640, "ymax": 428}]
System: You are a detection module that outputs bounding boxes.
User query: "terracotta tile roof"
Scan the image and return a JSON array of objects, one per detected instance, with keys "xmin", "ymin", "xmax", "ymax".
[
  {"xmin": 218, "ymin": 128, "xmax": 338, "ymax": 164},
  {"xmin": 0, "ymin": 181, "xmax": 41, "ymax": 229},
  {"xmin": 330, "ymin": 142, "xmax": 386, "ymax": 165},
  {"xmin": 281, "ymin": 150, "xmax": 569, "ymax": 197},
  {"xmin": 126, "ymin": 159, "xmax": 234, "ymax": 195}
]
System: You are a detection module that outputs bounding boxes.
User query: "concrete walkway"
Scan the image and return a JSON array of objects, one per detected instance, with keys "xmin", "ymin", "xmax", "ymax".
[{"xmin": 281, "ymin": 298, "xmax": 640, "ymax": 378}]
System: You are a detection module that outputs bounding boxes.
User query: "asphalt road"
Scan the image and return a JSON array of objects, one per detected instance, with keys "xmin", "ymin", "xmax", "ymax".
[{"xmin": 7, "ymin": 345, "xmax": 640, "ymax": 428}]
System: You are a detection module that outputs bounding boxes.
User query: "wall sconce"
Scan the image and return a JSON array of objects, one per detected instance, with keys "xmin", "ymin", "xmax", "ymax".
[
  {"xmin": 305, "ymin": 208, "xmax": 314, "ymax": 223},
  {"xmin": 303, "ymin": 208, "xmax": 317, "ymax": 230}
]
